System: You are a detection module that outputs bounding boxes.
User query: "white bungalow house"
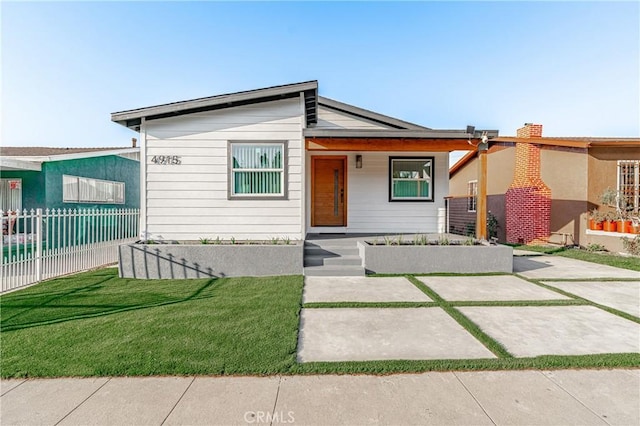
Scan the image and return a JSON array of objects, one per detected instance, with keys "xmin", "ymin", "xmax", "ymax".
[{"xmin": 112, "ymin": 81, "xmax": 497, "ymax": 242}]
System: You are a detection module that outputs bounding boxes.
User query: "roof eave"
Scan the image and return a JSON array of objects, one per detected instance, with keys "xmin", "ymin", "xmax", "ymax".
[{"xmin": 111, "ymin": 80, "xmax": 318, "ymax": 128}]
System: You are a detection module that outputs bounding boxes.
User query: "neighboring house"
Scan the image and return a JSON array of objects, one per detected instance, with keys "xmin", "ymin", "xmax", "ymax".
[
  {"xmin": 111, "ymin": 80, "xmax": 496, "ymax": 241},
  {"xmin": 0, "ymin": 147, "xmax": 140, "ymax": 211},
  {"xmin": 449, "ymin": 123, "xmax": 640, "ymax": 252}
]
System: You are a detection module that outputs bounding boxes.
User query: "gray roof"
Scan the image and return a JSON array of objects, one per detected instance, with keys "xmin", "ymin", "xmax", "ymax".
[
  {"xmin": 112, "ymin": 81, "xmax": 318, "ymax": 130},
  {"xmin": 318, "ymin": 97, "xmax": 430, "ymax": 130}
]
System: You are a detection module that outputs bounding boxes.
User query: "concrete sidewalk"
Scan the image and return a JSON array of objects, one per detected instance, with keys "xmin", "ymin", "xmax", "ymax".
[{"xmin": 2, "ymin": 369, "xmax": 638, "ymax": 425}]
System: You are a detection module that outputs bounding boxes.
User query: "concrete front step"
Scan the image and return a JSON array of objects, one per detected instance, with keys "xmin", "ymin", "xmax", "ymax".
[
  {"xmin": 304, "ymin": 246, "xmax": 360, "ymax": 256},
  {"xmin": 304, "ymin": 254, "xmax": 362, "ymax": 267},
  {"xmin": 304, "ymin": 265, "xmax": 366, "ymax": 277}
]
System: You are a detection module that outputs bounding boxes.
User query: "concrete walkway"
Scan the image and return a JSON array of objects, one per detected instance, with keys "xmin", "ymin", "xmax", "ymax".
[{"xmin": 2, "ymin": 369, "xmax": 638, "ymax": 425}]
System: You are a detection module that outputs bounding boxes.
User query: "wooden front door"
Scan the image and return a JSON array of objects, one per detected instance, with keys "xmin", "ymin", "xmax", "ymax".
[{"xmin": 312, "ymin": 156, "xmax": 347, "ymax": 226}]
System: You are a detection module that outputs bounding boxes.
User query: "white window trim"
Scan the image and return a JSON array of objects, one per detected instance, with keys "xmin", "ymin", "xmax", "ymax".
[
  {"xmin": 468, "ymin": 180, "xmax": 478, "ymax": 212},
  {"xmin": 617, "ymin": 160, "xmax": 640, "ymax": 213},
  {"xmin": 228, "ymin": 141, "xmax": 288, "ymax": 200},
  {"xmin": 63, "ymin": 174, "xmax": 125, "ymax": 204},
  {"xmin": 389, "ymin": 157, "xmax": 434, "ymax": 202},
  {"xmin": 0, "ymin": 178, "xmax": 23, "ymax": 212}
]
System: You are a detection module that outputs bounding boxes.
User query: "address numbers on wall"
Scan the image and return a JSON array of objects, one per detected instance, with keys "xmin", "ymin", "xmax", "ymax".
[{"xmin": 150, "ymin": 156, "xmax": 182, "ymax": 165}]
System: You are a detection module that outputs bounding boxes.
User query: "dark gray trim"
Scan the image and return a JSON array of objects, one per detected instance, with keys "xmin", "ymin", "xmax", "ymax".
[
  {"xmin": 227, "ymin": 140, "xmax": 289, "ymax": 201},
  {"xmin": 388, "ymin": 156, "xmax": 435, "ymax": 203},
  {"xmin": 318, "ymin": 97, "xmax": 430, "ymax": 130},
  {"xmin": 304, "ymin": 128, "xmax": 500, "ymax": 139},
  {"xmin": 112, "ymin": 81, "xmax": 318, "ymax": 127}
]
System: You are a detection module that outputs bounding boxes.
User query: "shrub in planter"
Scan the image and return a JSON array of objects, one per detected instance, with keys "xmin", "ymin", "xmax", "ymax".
[
  {"xmin": 601, "ymin": 212, "xmax": 617, "ymax": 232},
  {"xmin": 588, "ymin": 209, "xmax": 604, "ymax": 230}
]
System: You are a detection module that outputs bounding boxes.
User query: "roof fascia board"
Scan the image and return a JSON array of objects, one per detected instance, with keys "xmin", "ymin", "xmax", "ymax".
[
  {"xmin": 6, "ymin": 148, "xmax": 140, "ymax": 163},
  {"xmin": 0, "ymin": 158, "xmax": 42, "ymax": 171},
  {"xmin": 304, "ymin": 128, "xmax": 499, "ymax": 139},
  {"xmin": 112, "ymin": 81, "xmax": 318, "ymax": 124},
  {"xmin": 318, "ymin": 96, "xmax": 430, "ymax": 130}
]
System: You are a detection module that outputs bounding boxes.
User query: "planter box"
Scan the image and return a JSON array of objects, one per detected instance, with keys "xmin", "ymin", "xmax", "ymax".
[
  {"xmin": 358, "ymin": 242, "xmax": 513, "ymax": 274},
  {"xmin": 118, "ymin": 243, "xmax": 303, "ymax": 279}
]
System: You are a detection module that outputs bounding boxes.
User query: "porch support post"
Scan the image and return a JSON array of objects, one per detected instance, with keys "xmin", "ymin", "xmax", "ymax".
[{"xmin": 476, "ymin": 141, "xmax": 488, "ymax": 240}]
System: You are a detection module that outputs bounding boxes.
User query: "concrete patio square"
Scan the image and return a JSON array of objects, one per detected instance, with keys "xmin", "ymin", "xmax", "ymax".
[
  {"xmin": 274, "ymin": 373, "xmax": 494, "ymax": 425},
  {"xmin": 0, "ymin": 377, "xmax": 109, "ymax": 425},
  {"xmin": 458, "ymin": 306, "xmax": 640, "ymax": 357},
  {"xmin": 514, "ymin": 255, "xmax": 640, "ymax": 279},
  {"xmin": 164, "ymin": 376, "xmax": 279, "ymax": 425},
  {"xmin": 417, "ymin": 275, "xmax": 570, "ymax": 301},
  {"xmin": 542, "ymin": 281, "xmax": 640, "ymax": 317},
  {"xmin": 542, "ymin": 369, "xmax": 640, "ymax": 426},
  {"xmin": 455, "ymin": 370, "xmax": 609, "ymax": 425},
  {"xmin": 58, "ymin": 377, "xmax": 192, "ymax": 425},
  {"xmin": 297, "ymin": 307, "xmax": 496, "ymax": 362},
  {"xmin": 303, "ymin": 276, "xmax": 431, "ymax": 303}
]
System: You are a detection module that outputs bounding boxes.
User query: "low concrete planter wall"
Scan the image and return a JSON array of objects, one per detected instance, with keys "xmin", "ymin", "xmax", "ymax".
[
  {"xmin": 119, "ymin": 243, "xmax": 303, "ymax": 279},
  {"xmin": 358, "ymin": 242, "xmax": 513, "ymax": 274}
]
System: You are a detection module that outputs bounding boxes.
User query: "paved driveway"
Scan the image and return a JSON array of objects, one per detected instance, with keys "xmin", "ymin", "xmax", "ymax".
[{"xmin": 298, "ymin": 256, "xmax": 640, "ymax": 362}]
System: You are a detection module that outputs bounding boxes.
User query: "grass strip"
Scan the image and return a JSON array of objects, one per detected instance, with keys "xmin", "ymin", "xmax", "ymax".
[
  {"xmin": 449, "ymin": 299, "xmax": 587, "ymax": 308},
  {"xmin": 523, "ymin": 278, "xmax": 640, "ymax": 324},
  {"xmin": 511, "ymin": 244, "xmax": 640, "ymax": 271},
  {"xmin": 406, "ymin": 276, "xmax": 513, "ymax": 359},
  {"xmin": 290, "ymin": 353, "xmax": 640, "ymax": 375},
  {"xmin": 303, "ymin": 301, "xmax": 438, "ymax": 309}
]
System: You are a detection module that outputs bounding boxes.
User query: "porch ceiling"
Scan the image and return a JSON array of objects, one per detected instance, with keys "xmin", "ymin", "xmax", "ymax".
[{"xmin": 306, "ymin": 137, "xmax": 481, "ymax": 152}]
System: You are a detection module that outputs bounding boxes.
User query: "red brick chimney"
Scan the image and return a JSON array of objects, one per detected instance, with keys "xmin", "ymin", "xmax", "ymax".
[
  {"xmin": 516, "ymin": 123, "xmax": 543, "ymax": 138},
  {"xmin": 505, "ymin": 124, "xmax": 551, "ymax": 244}
]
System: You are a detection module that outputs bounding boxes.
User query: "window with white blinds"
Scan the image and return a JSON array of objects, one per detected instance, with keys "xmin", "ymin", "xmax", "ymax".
[
  {"xmin": 63, "ymin": 175, "xmax": 125, "ymax": 204},
  {"xmin": 229, "ymin": 142, "xmax": 286, "ymax": 198},
  {"xmin": 0, "ymin": 179, "xmax": 22, "ymax": 211}
]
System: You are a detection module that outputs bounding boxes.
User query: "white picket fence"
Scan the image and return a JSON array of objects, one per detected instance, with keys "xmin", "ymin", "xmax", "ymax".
[{"xmin": 1, "ymin": 208, "xmax": 139, "ymax": 292}]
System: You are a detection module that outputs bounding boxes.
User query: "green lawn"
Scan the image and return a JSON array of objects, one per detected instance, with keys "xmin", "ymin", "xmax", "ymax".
[
  {"xmin": 513, "ymin": 245, "xmax": 640, "ymax": 271},
  {"xmin": 1, "ymin": 269, "xmax": 303, "ymax": 377}
]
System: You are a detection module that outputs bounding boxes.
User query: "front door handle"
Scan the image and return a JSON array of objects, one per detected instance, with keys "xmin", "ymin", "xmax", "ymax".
[{"xmin": 340, "ymin": 189, "xmax": 344, "ymax": 204}]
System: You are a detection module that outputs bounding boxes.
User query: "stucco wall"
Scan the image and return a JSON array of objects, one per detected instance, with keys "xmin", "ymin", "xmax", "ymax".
[
  {"xmin": 44, "ymin": 156, "xmax": 140, "ymax": 210},
  {"xmin": 449, "ymin": 144, "xmax": 515, "ymax": 197},
  {"xmin": 540, "ymin": 147, "xmax": 589, "ymax": 244}
]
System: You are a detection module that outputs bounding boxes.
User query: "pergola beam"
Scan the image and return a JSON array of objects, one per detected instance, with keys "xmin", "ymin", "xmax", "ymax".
[{"xmin": 306, "ymin": 138, "xmax": 477, "ymax": 152}]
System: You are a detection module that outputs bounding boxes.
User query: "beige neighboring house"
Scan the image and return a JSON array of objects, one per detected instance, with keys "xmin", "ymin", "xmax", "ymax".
[{"xmin": 448, "ymin": 123, "xmax": 640, "ymax": 253}]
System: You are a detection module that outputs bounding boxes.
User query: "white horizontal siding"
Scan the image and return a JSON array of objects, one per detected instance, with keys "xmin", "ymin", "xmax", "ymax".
[
  {"xmin": 307, "ymin": 151, "xmax": 449, "ymax": 233},
  {"xmin": 315, "ymin": 106, "xmax": 392, "ymax": 130},
  {"xmin": 144, "ymin": 98, "xmax": 304, "ymax": 241}
]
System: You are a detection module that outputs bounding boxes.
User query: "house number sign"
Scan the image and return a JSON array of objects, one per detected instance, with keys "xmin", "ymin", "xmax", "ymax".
[{"xmin": 150, "ymin": 155, "xmax": 182, "ymax": 165}]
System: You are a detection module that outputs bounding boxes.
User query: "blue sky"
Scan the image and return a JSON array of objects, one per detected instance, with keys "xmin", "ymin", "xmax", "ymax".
[{"xmin": 2, "ymin": 1, "xmax": 639, "ymax": 162}]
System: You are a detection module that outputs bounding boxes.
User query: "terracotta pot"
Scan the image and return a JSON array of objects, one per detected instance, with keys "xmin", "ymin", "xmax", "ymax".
[
  {"xmin": 603, "ymin": 220, "xmax": 617, "ymax": 232},
  {"xmin": 616, "ymin": 220, "xmax": 628, "ymax": 233},
  {"xmin": 589, "ymin": 219, "xmax": 603, "ymax": 230},
  {"xmin": 625, "ymin": 221, "xmax": 634, "ymax": 234}
]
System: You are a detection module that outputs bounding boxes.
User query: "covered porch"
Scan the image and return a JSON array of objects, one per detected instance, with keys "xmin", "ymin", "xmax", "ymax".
[{"xmin": 303, "ymin": 127, "xmax": 497, "ymax": 237}]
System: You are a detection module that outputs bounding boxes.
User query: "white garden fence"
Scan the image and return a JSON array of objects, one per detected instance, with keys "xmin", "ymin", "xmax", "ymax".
[{"xmin": 1, "ymin": 208, "xmax": 139, "ymax": 292}]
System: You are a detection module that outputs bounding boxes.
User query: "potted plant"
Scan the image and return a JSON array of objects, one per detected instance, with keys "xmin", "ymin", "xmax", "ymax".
[
  {"xmin": 599, "ymin": 187, "xmax": 618, "ymax": 209},
  {"xmin": 588, "ymin": 209, "xmax": 604, "ymax": 230},
  {"xmin": 602, "ymin": 211, "xmax": 617, "ymax": 232}
]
